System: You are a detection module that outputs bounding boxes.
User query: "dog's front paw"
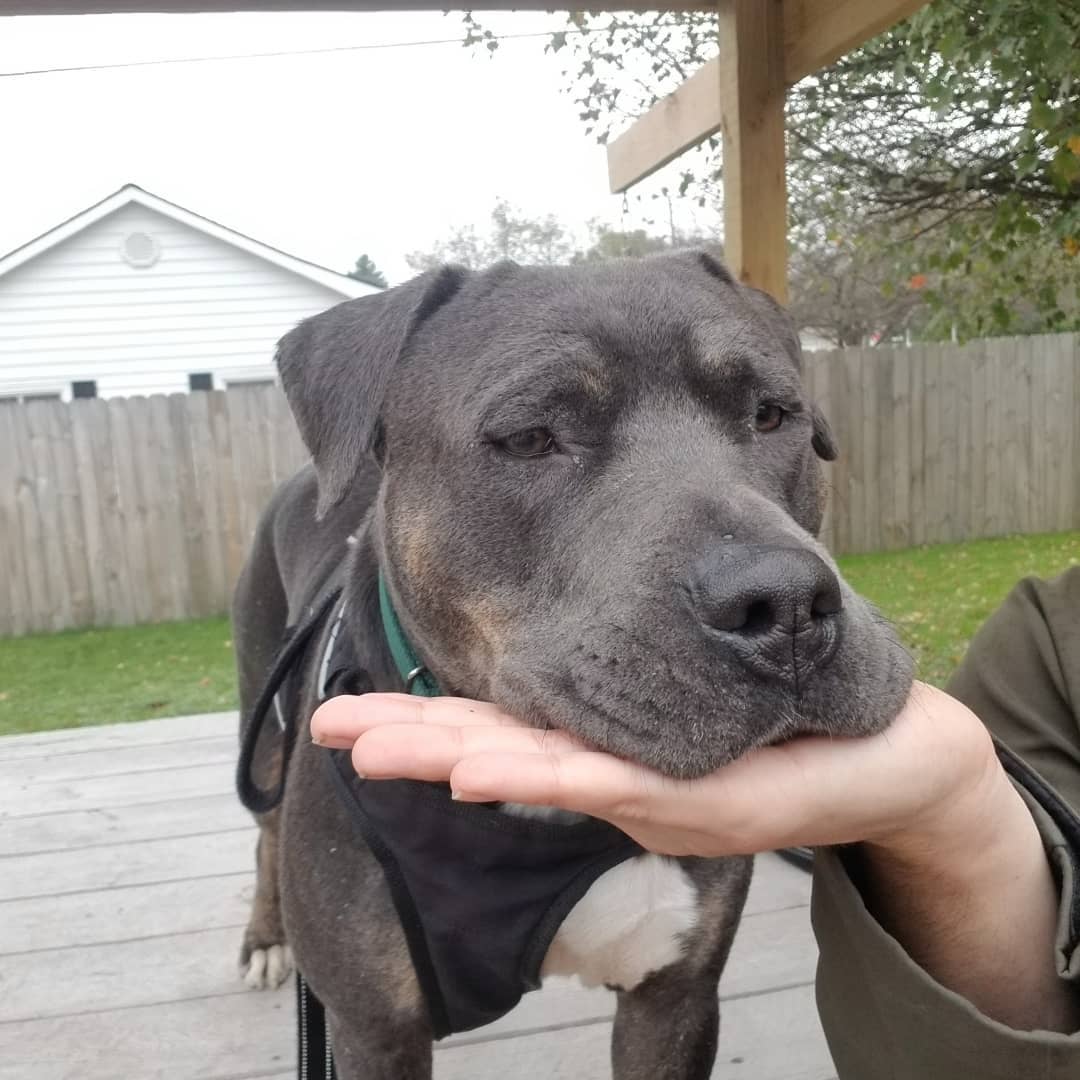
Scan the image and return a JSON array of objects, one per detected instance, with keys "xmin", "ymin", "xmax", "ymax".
[{"xmin": 240, "ymin": 941, "xmax": 293, "ymax": 991}]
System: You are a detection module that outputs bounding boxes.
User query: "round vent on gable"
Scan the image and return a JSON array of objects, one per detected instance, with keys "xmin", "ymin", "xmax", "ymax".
[{"xmin": 121, "ymin": 231, "xmax": 160, "ymax": 268}]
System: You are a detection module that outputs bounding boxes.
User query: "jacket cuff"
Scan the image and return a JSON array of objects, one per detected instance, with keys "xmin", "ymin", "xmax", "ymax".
[
  {"xmin": 996, "ymin": 739, "xmax": 1080, "ymax": 979},
  {"xmin": 811, "ymin": 752, "xmax": 1080, "ymax": 1078}
]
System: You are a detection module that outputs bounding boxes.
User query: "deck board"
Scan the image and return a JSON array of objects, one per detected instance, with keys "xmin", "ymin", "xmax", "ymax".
[
  {"xmin": 0, "ymin": 793, "xmax": 249, "ymax": 857},
  {"xmin": 0, "ymin": 713, "xmax": 834, "ymax": 1079}
]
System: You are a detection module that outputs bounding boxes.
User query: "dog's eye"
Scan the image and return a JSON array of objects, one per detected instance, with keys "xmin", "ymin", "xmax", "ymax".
[
  {"xmin": 755, "ymin": 403, "xmax": 785, "ymax": 433},
  {"xmin": 499, "ymin": 428, "xmax": 557, "ymax": 458}
]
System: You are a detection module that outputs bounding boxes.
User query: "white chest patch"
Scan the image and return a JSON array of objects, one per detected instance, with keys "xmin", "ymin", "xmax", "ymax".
[{"xmin": 540, "ymin": 853, "xmax": 699, "ymax": 991}]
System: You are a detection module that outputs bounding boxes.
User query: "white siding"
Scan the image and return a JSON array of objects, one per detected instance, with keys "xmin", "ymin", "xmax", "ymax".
[{"xmin": 0, "ymin": 203, "xmax": 351, "ymax": 399}]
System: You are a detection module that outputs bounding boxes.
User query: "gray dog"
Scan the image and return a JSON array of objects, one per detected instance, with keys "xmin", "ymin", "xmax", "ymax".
[{"xmin": 232, "ymin": 251, "xmax": 912, "ymax": 1079}]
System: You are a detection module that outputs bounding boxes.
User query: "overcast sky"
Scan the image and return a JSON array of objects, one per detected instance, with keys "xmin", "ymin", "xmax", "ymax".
[{"xmin": 0, "ymin": 11, "xmax": 710, "ymax": 285}]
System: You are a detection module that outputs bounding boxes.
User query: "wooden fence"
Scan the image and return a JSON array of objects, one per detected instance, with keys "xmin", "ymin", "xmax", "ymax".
[
  {"xmin": 2, "ymin": 332, "xmax": 1079, "ymax": 636},
  {"xmin": 0, "ymin": 385, "xmax": 308, "ymax": 637},
  {"xmin": 805, "ymin": 332, "xmax": 1080, "ymax": 555}
]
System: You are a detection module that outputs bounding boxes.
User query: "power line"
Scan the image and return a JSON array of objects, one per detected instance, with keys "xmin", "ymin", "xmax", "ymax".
[{"xmin": 0, "ymin": 26, "xmax": 584, "ymax": 79}]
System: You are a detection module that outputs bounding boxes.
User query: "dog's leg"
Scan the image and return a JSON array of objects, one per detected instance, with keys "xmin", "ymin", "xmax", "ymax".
[
  {"xmin": 611, "ymin": 967, "xmax": 721, "ymax": 1080},
  {"xmin": 324, "ymin": 1005, "xmax": 432, "ymax": 1080},
  {"xmin": 233, "ymin": 506, "xmax": 292, "ymax": 990},
  {"xmin": 611, "ymin": 855, "xmax": 752, "ymax": 1080},
  {"xmin": 239, "ymin": 805, "xmax": 292, "ymax": 989}
]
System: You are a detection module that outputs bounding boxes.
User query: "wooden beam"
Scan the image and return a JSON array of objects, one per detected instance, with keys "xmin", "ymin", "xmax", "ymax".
[
  {"xmin": 608, "ymin": 61, "xmax": 723, "ymax": 193},
  {"xmin": 783, "ymin": 0, "xmax": 929, "ymax": 84},
  {"xmin": 607, "ymin": 0, "xmax": 930, "ymax": 193},
  {"xmin": 717, "ymin": 0, "xmax": 788, "ymax": 302},
  {"xmin": 606, "ymin": 57, "xmax": 723, "ymax": 199}
]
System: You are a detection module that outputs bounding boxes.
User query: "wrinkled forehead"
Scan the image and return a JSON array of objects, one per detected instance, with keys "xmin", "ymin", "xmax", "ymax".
[
  {"xmin": 437, "ymin": 262, "xmax": 801, "ymax": 388},
  {"xmin": 403, "ymin": 263, "xmax": 803, "ymax": 427}
]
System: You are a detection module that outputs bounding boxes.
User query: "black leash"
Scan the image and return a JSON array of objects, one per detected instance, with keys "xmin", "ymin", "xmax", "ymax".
[
  {"xmin": 236, "ymin": 585, "xmax": 343, "ymax": 815},
  {"xmin": 232, "ymin": 574, "xmax": 353, "ymax": 1080},
  {"xmin": 297, "ymin": 974, "xmax": 336, "ymax": 1080}
]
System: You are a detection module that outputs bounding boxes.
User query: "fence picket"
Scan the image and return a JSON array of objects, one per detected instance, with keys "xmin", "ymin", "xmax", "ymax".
[
  {"xmin": 0, "ymin": 405, "xmax": 32, "ymax": 635},
  {"xmin": 107, "ymin": 396, "xmax": 154, "ymax": 623}
]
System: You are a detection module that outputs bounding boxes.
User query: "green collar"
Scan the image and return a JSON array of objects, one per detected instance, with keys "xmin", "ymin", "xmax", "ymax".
[{"xmin": 378, "ymin": 573, "xmax": 440, "ymax": 697}]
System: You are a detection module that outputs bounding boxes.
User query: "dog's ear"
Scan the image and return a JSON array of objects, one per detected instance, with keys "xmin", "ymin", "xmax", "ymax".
[
  {"xmin": 277, "ymin": 265, "xmax": 469, "ymax": 518},
  {"xmin": 811, "ymin": 405, "xmax": 838, "ymax": 461}
]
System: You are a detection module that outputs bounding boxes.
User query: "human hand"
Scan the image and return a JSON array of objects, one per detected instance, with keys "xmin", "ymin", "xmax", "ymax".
[{"xmin": 310, "ymin": 681, "xmax": 1005, "ymax": 860}]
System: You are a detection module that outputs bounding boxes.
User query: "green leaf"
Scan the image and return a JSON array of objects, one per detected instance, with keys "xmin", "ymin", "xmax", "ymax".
[
  {"xmin": 943, "ymin": 249, "xmax": 965, "ymax": 271},
  {"xmin": 936, "ymin": 29, "xmax": 965, "ymax": 60},
  {"xmin": 1015, "ymin": 151, "xmax": 1040, "ymax": 178},
  {"xmin": 1030, "ymin": 97, "xmax": 1056, "ymax": 130},
  {"xmin": 1050, "ymin": 147, "xmax": 1080, "ymax": 186}
]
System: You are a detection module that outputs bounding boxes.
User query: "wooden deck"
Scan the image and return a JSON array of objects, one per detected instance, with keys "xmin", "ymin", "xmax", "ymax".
[{"xmin": 0, "ymin": 713, "xmax": 836, "ymax": 1080}]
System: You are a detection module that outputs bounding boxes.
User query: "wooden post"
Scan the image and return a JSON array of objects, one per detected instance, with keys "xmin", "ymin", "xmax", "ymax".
[{"xmin": 718, "ymin": 0, "xmax": 788, "ymax": 302}]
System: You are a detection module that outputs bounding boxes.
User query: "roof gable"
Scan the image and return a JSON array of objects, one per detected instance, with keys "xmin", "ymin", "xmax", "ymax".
[{"xmin": 0, "ymin": 183, "xmax": 377, "ymax": 299}]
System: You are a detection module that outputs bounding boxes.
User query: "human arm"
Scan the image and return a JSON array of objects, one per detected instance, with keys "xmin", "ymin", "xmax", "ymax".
[
  {"xmin": 856, "ymin": 571, "xmax": 1080, "ymax": 1032},
  {"xmin": 813, "ymin": 568, "xmax": 1080, "ymax": 1077}
]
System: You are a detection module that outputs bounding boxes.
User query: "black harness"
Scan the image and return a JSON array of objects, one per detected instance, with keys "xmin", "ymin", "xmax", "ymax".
[{"xmin": 237, "ymin": 565, "xmax": 643, "ymax": 1075}]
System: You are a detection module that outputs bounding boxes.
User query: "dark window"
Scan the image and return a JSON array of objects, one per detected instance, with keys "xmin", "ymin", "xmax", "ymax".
[
  {"xmin": 189, "ymin": 372, "xmax": 214, "ymax": 392},
  {"xmin": 72, "ymin": 380, "xmax": 97, "ymax": 399}
]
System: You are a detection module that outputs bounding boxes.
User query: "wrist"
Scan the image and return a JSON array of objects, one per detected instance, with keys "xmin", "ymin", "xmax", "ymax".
[
  {"xmin": 864, "ymin": 755, "xmax": 1021, "ymax": 884},
  {"xmin": 855, "ymin": 761, "xmax": 1075, "ymax": 1031},
  {"xmin": 861, "ymin": 687, "xmax": 1007, "ymax": 879}
]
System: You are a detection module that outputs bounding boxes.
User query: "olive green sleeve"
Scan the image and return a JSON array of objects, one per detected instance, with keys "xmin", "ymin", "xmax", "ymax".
[
  {"xmin": 946, "ymin": 569, "xmax": 1080, "ymax": 808},
  {"xmin": 811, "ymin": 567, "xmax": 1080, "ymax": 1079}
]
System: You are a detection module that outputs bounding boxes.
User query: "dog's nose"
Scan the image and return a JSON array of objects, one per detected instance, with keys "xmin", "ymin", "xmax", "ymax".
[
  {"xmin": 689, "ymin": 544, "xmax": 843, "ymax": 681},
  {"xmin": 690, "ymin": 544, "xmax": 842, "ymax": 633}
]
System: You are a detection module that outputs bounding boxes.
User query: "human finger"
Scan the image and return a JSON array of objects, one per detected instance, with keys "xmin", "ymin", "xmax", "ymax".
[
  {"xmin": 444, "ymin": 722, "xmax": 945, "ymax": 857},
  {"xmin": 310, "ymin": 693, "xmax": 526, "ymax": 749},
  {"xmin": 349, "ymin": 722, "xmax": 586, "ymax": 781},
  {"xmin": 448, "ymin": 749, "xmax": 682, "ymax": 819}
]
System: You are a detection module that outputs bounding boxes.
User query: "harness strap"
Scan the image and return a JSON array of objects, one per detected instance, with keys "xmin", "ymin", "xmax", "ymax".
[
  {"xmin": 290, "ymin": 576, "xmax": 443, "ymax": 1078},
  {"xmin": 236, "ymin": 585, "xmax": 343, "ymax": 815}
]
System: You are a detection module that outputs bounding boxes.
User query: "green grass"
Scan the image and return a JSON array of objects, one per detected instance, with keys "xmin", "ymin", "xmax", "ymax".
[
  {"xmin": 1, "ymin": 530, "xmax": 1078, "ymax": 736},
  {"xmin": 0, "ymin": 617, "xmax": 238, "ymax": 737},
  {"xmin": 838, "ymin": 530, "xmax": 1080, "ymax": 687}
]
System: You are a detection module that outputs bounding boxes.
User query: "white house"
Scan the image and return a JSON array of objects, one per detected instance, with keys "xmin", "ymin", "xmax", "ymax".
[{"xmin": 0, "ymin": 184, "xmax": 377, "ymax": 401}]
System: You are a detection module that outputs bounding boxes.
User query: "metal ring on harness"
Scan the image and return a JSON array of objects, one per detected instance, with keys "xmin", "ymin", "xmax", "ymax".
[{"xmin": 405, "ymin": 666, "xmax": 430, "ymax": 694}]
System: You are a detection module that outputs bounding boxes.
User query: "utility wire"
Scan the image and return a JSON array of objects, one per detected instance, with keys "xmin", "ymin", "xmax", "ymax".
[{"xmin": 0, "ymin": 25, "xmax": 588, "ymax": 79}]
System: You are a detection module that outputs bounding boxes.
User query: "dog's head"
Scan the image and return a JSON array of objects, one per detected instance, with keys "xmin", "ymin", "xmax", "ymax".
[{"xmin": 279, "ymin": 253, "xmax": 912, "ymax": 778}]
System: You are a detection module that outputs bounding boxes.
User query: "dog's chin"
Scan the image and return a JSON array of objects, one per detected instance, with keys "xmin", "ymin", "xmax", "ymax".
[
  {"xmin": 490, "ymin": 643, "xmax": 914, "ymax": 781},
  {"xmin": 490, "ymin": 666, "xmax": 803, "ymax": 780}
]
